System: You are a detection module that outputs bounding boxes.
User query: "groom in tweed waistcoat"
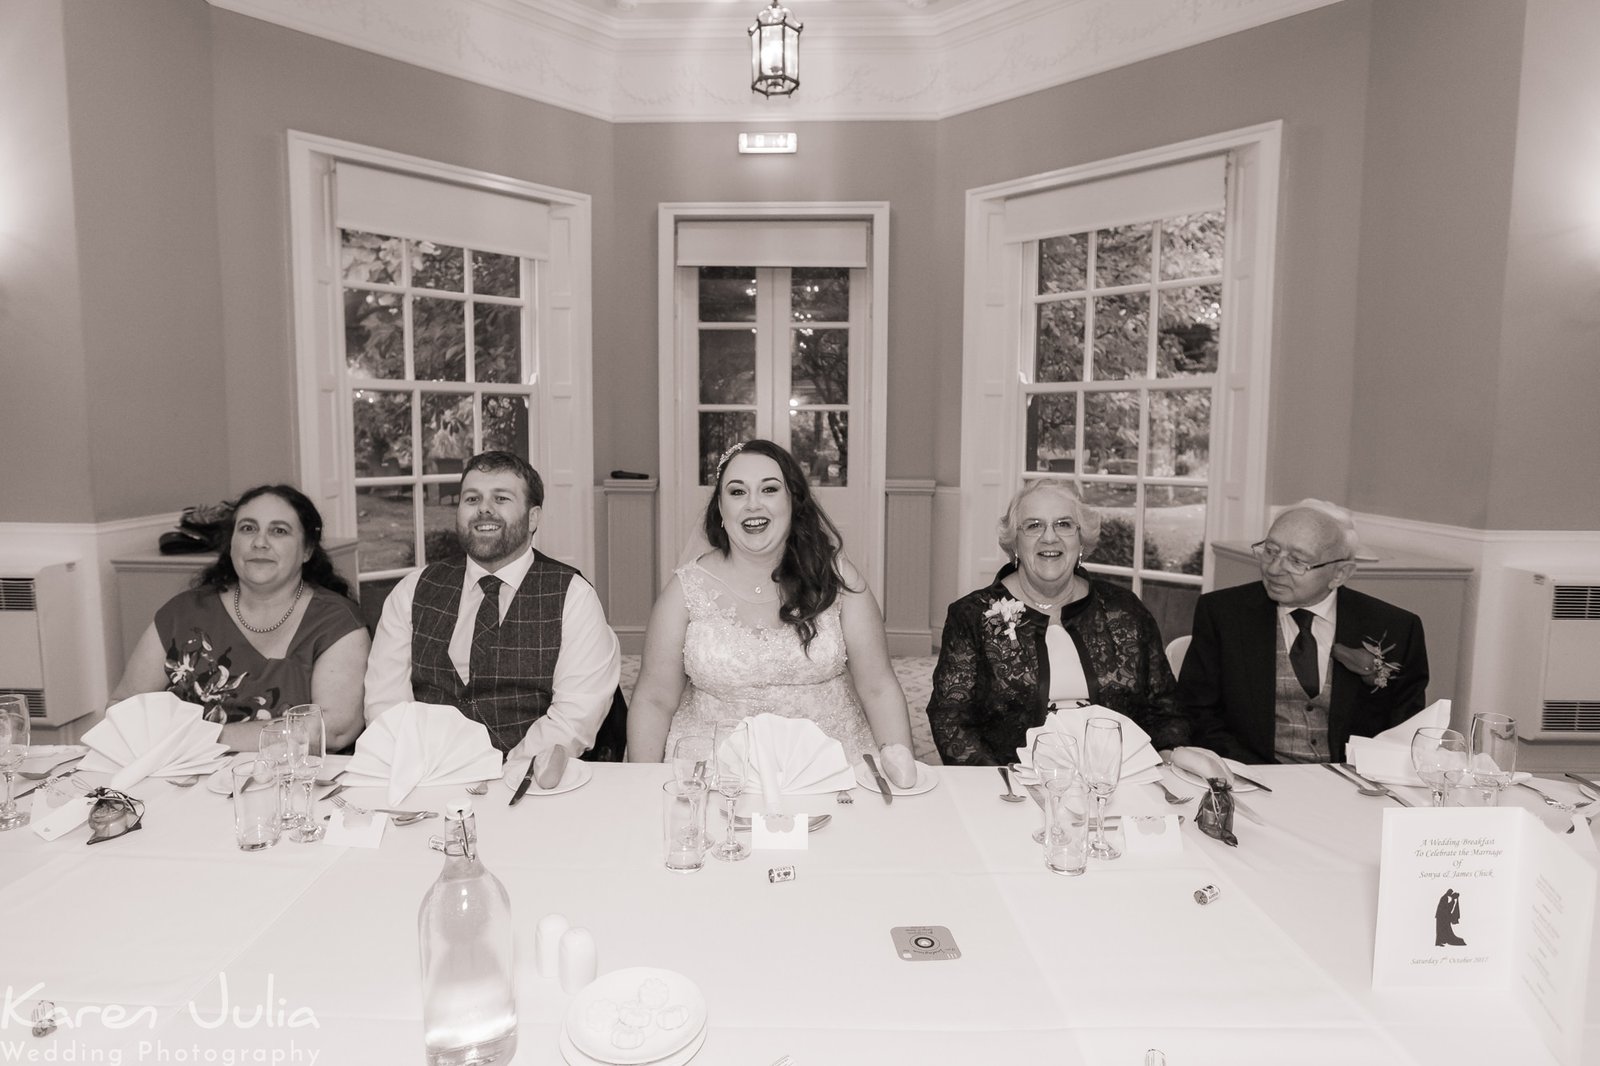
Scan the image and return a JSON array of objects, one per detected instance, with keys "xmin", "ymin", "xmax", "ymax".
[{"xmin": 365, "ymin": 452, "xmax": 621, "ymax": 771}]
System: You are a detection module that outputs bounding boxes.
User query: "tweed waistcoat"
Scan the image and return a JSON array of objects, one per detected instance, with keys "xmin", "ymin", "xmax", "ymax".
[
  {"xmin": 410, "ymin": 551, "xmax": 579, "ymax": 753},
  {"xmin": 1272, "ymin": 640, "xmax": 1332, "ymax": 764}
]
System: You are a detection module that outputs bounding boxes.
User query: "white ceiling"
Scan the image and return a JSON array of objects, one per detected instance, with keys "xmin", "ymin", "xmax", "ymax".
[{"xmin": 209, "ymin": 0, "xmax": 1346, "ymax": 122}]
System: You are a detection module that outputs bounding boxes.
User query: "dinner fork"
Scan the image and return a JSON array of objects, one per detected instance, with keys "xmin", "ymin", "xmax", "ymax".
[
  {"xmin": 1517, "ymin": 779, "xmax": 1579, "ymax": 813},
  {"xmin": 19, "ymin": 754, "xmax": 86, "ymax": 780},
  {"xmin": 1149, "ymin": 778, "xmax": 1192, "ymax": 805},
  {"xmin": 467, "ymin": 780, "xmax": 490, "ymax": 795}
]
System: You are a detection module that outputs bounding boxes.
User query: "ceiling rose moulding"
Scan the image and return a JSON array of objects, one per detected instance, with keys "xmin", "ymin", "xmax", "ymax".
[{"xmin": 208, "ymin": 0, "xmax": 1348, "ymax": 122}]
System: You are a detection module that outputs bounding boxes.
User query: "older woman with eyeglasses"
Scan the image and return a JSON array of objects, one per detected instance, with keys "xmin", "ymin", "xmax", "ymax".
[{"xmin": 927, "ymin": 480, "xmax": 1185, "ymax": 766}]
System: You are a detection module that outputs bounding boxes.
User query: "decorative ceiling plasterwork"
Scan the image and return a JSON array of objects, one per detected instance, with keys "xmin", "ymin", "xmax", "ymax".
[{"xmin": 208, "ymin": 0, "xmax": 1345, "ymax": 122}]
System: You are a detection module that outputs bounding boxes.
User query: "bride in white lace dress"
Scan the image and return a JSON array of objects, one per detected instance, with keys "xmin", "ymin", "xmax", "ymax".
[{"xmin": 627, "ymin": 441, "xmax": 916, "ymax": 784}]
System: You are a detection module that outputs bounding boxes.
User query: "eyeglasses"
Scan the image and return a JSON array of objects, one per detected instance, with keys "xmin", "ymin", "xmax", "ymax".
[
  {"xmin": 1250, "ymin": 540, "xmax": 1350, "ymax": 577},
  {"xmin": 84, "ymin": 786, "xmax": 145, "ymax": 845},
  {"xmin": 1018, "ymin": 517, "xmax": 1078, "ymax": 538}
]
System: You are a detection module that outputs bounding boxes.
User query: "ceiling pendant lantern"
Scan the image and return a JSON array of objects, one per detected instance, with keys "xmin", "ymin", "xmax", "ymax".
[{"xmin": 749, "ymin": 0, "xmax": 802, "ymax": 98}]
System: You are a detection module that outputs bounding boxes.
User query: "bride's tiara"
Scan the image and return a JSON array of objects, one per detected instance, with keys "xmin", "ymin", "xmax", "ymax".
[{"xmin": 714, "ymin": 442, "xmax": 745, "ymax": 479}]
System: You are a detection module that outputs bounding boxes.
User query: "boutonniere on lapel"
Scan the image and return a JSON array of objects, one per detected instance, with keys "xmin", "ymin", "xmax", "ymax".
[
  {"xmin": 984, "ymin": 597, "xmax": 1026, "ymax": 644},
  {"xmin": 1331, "ymin": 634, "xmax": 1398, "ymax": 690}
]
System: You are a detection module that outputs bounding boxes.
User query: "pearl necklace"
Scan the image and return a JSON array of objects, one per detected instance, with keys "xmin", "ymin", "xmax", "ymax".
[
  {"xmin": 234, "ymin": 580, "xmax": 305, "ymax": 634},
  {"xmin": 1018, "ymin": 573, "xmax": 1078, "ymax": 613}
]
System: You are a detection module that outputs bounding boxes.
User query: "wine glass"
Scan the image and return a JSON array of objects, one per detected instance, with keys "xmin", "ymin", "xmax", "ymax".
[
  {"xmin": 1022, "ymin": 733, "xmax": 1079, "ymax": 843},
  {"xmin": 672, "ymin": 735, "xmax": 715, "ymax": 848},
  {"xmin": 1081, "ymin": 717, "xmax": 1123, "ymax": 860},
  {"xmin": 710, "ymin": 720, "xmax": 750, "ymax": 862},
  {"xmin": 1468, "ymin": 712, "xmax": 1517, "ymax": 796},
  {"xmin": 284, "ymin": 705, "xmax": 326, "ymax": 842},
  {"xmin": 0, "ymin": 695, "xmax": 31, "ymax": 831},
  {"xmin": 1410, "ymin": 727, "xmax": 1467, "ymax": 807},
  {"xmin": 257, "ymin": 720, "xmax": 296, "ymax": 828}
]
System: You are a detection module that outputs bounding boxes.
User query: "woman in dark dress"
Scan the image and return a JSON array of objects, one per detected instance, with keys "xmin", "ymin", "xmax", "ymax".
[
  {"xmin": 110, "ymin": 485, "xmax": 370, "ymax": 750},
  {"xmin": 927, "ymin": 480, "xmax": 1185, "ymax": 766}
]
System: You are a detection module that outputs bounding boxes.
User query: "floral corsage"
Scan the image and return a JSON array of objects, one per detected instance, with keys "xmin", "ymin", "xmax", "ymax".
[
  {"xmin": 983, "ymin": 597, "xmax": 1026, "ymax": 644},
  {"xmin": 1331, "ymin": 634, "xmax": 1398, "ymax": 690},
  {"xmin": 164, "ymin": 629, "xmax": 265, "ymax": 723}
]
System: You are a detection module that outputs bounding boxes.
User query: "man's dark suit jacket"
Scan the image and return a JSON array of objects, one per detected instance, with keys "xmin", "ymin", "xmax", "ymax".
[{"xmin": 1177, "ymin": 582, "xmax": 1429, "ymax": 764}]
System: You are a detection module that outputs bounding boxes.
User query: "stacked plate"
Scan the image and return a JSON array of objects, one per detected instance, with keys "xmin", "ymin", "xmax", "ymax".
[{"xmin": 561, "ymin": 967, "xmax": 707, "ymax": 1065}]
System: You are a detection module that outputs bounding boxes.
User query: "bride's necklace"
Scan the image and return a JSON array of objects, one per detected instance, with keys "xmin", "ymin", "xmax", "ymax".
[
  {"xmin": 234, "ymin": 580, "xmax": 305, "ymax": 634},
  {"xmin": 714, "ymin": 563, "xmax": 778, "ymax": 603}
]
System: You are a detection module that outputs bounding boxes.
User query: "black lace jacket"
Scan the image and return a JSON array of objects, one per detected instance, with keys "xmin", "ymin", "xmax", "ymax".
[{"xmin": 927, "ymin": 566, "xmax": 1186, "ymax": 765}]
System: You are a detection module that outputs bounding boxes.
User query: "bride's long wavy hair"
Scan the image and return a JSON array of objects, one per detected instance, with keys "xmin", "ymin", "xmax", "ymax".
[{"xmin": 703, "ymin": 439, "xmax": 852, "ymax": 650}]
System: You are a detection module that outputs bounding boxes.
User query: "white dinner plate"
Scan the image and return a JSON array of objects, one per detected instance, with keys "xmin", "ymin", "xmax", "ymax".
[
  {"xmin": 564, "ymin": 967, "xmax": 707, "ymax": 1065},
  {"xmin": 503, "ymin": 758, "xmax": 593, "ymax": 797},
  {"xmin": 205, "ymin": 754, "xmax": 263, "ymax": 795},
  {"xmin": 853, "ymin": 761, "xmax": 939, "ymax": 797},
  {"xmin": 1166, "ymin": 758, "xmax": 1263, "ymax": 793}
]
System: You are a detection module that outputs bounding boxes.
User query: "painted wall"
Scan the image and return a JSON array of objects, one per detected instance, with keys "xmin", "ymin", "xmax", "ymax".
[
  {"xmin": 0, "ymin": 0, "xmax": 94, "ymax": 521},
  {"xmin": 1349, "ymin": 0, "xmax": 1527, "ymax": 530},
  {"xmin": 59, "ymin": 0, "xmax": 230, "ymax": 521}
]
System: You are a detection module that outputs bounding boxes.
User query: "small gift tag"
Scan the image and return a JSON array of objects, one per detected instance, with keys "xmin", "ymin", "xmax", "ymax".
[
  {"xmin": 322, "ymin": 810, "xmax": 386, "ymax": 849},
  {"xmin": 1120, "ymin": 814, "xmax": 1183, "ymax": 859},
  {"xmin": 30, "ymin": 796, "xmax": 94, "ymax": 842},
  {"xmin": 752, "ymin": 812, "xmax": 809, "ymax": 851}
]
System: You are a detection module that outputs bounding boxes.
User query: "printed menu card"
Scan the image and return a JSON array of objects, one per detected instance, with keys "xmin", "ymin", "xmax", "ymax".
[{"xmin": 1373, "ymin": 807, "xmax": 1595, "ymax": 1065}]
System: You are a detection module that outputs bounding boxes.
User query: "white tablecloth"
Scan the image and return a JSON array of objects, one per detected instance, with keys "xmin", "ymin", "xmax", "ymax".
[{"xmin": 1, "ymin": 764, "xmax": 1593, "ymax": 1065}]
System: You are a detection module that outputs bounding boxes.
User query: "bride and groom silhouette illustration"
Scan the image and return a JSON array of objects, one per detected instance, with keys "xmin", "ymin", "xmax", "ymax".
[{"xmin": 1434, "ymin": 888, "xmax": 1466, "ymax": 947}]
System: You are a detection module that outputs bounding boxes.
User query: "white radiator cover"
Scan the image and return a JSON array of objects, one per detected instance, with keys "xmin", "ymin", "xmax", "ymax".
[
  {"xmin": 1503, "ymin": 569, "xmax": 1600, "ymax": 740},
  {"xmin": 0, "ymin": 561, "xmax": 91, "ymax": 726}
]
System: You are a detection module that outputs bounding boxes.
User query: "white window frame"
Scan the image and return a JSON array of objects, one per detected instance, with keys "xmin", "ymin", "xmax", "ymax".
[
  {"xmin": 657, "ymin": 203, "xmax": 891, "ymax": 597},
  {"xmin": 286, "ymin": 131, "xmax": 596, "ymax": 578},
  {"xmin": 958, "ymin": 123, "xmax": 1281, "ymax": 598}
]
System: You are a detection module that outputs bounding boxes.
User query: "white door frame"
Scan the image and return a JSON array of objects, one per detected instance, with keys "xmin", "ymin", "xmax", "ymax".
[
  {"xmin": 657, "ymin": 202, "xmax": 891, "ymax": 597},
  {"xmin": 958, "ymin": 123, "xmax": 1282, "ymax": 598},
  {"xmin": 286, "ymin": 130, "xmax": 596, "ymax": 577}
]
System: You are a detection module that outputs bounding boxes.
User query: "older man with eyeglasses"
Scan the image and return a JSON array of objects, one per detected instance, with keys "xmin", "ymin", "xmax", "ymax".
[{"xmin": 1177, "ymin": 499, "xmax": 1429, "ymax": 764}]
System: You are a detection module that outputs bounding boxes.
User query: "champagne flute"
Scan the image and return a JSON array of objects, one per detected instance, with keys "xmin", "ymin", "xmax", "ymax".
[
  {"xmin": 284, "ymin": 705, "xmax": 326, "ymax": 842},
  {"xmin": 1081, "ymin": 717, "xmax": 1123, "ymax": 860},
  {"xmin": 1410, "ymin": 727, "xmax": 1467, "ymax": 807},
  {"xmin": 0, "ymin": 695, "xmax": 31, "ymax": 831},
  {"xmin": 710, "ymin": 720, "xmax": 750, "ymax": 862},
  {"xmin": 1468, "ymin": 712, "xmax": 1517, "ymax": 796}
]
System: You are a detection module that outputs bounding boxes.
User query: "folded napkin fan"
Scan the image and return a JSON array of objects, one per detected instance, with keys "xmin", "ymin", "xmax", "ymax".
[
  {"xmin": 1346, "ymin": 699, "xmax": 1452, "ymax": 787},
  {"xmin": 1017, "ymin": 705, "xmax": 1163, "ymax": 785},
  {"xmin": 344, "ymin": 702, "xmax": 502, "ymax": 806},
  {"xmin": 718, "ymin": 714, "xmax": 856, "ymax": 810},
  {"xmin": 78, "ymin": 692, "xmax": 229, "ymax": 790}
]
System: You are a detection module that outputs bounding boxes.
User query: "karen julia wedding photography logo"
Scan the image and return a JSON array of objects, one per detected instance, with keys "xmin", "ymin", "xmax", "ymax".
[{"xmin": 1, "ymin": 974, "xmax": 322, "ymax": 1065}]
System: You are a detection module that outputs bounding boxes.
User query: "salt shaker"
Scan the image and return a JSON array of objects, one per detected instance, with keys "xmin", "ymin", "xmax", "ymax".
[
  {"xmin": 559, "ymin": 926, "xmax": 597, "ymax": 993},
  {"xmin": 535, "ymin": 913, "xmax": 569, "ymax": 979}
]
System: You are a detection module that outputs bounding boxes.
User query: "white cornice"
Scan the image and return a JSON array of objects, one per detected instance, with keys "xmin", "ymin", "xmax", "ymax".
[{"xmin": 208, "ymin": 0, "xmax": 1347, "ymax": 121}]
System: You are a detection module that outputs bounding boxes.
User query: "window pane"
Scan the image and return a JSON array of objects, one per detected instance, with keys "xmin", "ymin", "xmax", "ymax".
[
  {"xmin": 699, "ymin": 267, "xmax": 756, "ymax": 323},
  {"xmin": 341, "ymin": 230, "xmax": 401, "ymax": 285},
  {"xmin": 474, "ymin": 303, "xmax": 521, "ymax": 384},
  {"xmin": 699, "ymin": 411, "xmax": 756, "ymax": 485},
  {"xmin": 1081, "ymin": 482, "xmax": 1136, "ymax": 566},
  {"xmin": 422, "ymin": 393, "xmax": 473, "ymax": 475},
  {"xmin": 790, "ymin": 410, "xmax": 847, "ymax": 486},
  {"xmin": 1083, "ymin": 391, "xmax": 1140, "ymax": 474},
  {"xmin": 483, "ymin": 395, "xmax": 529, "ymax": 459},
  {"xmin": 422, "ymin": 495, "xmax": 466, "ymax": 567},
  {"xmin": 1025, "ymin": 393, "xmax": 1076, "ymax": 473},
  {"xmin": 1141, "ymin": 575, "xmax": 1199, "ymax": 642},
  {"xmin": 353, "ymin": 390, "xmax": 411, "ymax": 477},
  {"xmin": 472, "ymin": 251, "xmax": 519, "ymax": 297},
  {"xmin": 1160, "ymin": 211, "xmax": 1224, "ymax": 281},
  {"xmin": 699, "ymin": 330, "xmax": 756, "ymax": 404},
  {"xmin": 412, "ymin": 241, "xmax": 463, "ymax": 292},
  {"xmin": 356, "ymin": 485, "xmax": 415, "ymax": 572},
  {"xmin": 1092, "ymin": 293, "xmax": 1149, "ymax": 381},
  {"xmin": 1147, "ymin": 390, "xmax": 1211, "ymax": 478},
  {"xmin": 1036, "ymin": 300, "xmax": 1084, "ymax": 383},
  {"xmin": 1039, "ymin": 233, "xmax": 1087, "ymax": 294},
  {"xmin": 1157, "ymin": 284, "xmax": 1221, "ymax": 377},
  {"xmin": 1143, "ymin": 485, "xmax": 1207, "ymax": 575},
  {"xmin": 791, "ymin": 267, "xmax": 848, "ymax": 322},
  {"xmin": 345, "ymin": 292, "xmax": 403, "ymax": 379},
  {"xmin": 1095, "ymin": 223, "xmax": 1152, "ymax": 287},
  {"xmin": 413, "ymin": 297, "xmax": 466, "ymax": 382},
  {"xmin": 791, "ymin": 328, "xmax": 848, "ymax": 405}
]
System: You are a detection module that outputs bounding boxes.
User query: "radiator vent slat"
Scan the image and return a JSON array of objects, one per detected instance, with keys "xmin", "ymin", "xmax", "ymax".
[
  {"xmin": 0, "ymin": 578, "xmax": 36, "ymax": 611},
  {"xmin": 1551, "ymin": 585, "xmax": 1600, "ymax": 620},
  {"xmin": 2, "ymin": 689, "xmax": 48, "ymax": 719},
  {"xmin": 1541, "ymin": 700, "xmax": 1600, "ymax": 733}
]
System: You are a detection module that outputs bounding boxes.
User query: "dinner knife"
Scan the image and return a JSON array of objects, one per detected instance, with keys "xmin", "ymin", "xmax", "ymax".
[
  {"xmin": 509, "ymin": 758, "xmax": 538, "ymax": 806},
  {"xmin": 1231, "ymin": 770, "xmax": 1273, "ymax": 794},
  {"xmin": 1563, "ymin": 771, "xmax": 1600, "ymax": 798},
  {"xmin": 862, "ymin": 753, "xmax": 893, "ymax": 805}
]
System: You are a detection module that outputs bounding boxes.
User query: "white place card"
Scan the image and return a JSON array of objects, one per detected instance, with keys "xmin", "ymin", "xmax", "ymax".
[
  {"xmin": 751, "ymin": 812, "xmax": 809, "ymax": 851},
  {"xmin": 30, "ymin": 796, "xmax": 94, "ymax": 841},
  {"xmin": 1373, "ymin": 807, "xmax": 1595, "ymax": 1065},
  {"xmin": 1119, "ymin": 814, "xmax": 1183, "ymax": 859},
  {"xmin": 322, "ymin": 810, "xmax": 386, "ymax": 849}
]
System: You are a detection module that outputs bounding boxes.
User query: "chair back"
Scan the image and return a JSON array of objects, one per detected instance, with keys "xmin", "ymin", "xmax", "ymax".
[
  {"xmin": 581, "ymin": 685, "xmax": 629, "ymax": 762},
  {"xmin": 1165, "ymin": 635, "xmax": 1192, "ymax": 679}
]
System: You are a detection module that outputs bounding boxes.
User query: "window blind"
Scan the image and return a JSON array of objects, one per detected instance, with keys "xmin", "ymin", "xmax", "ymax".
[
  {"xmin": 675, "ymin": 220, "xmax": 869, "ymax": 268},
  {"xmin": 1002, "ymin": 155, "xmax": 1225, "ymax": 242},
  {"xmin": 334, "ymin": 162, "xmax": 551, "ymax": 260}
]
